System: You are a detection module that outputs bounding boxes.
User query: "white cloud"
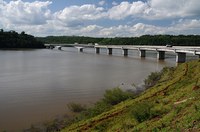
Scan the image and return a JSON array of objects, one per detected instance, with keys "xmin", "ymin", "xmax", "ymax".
[
  {"xmin": 4, "ymin": 18, "xmax": 200, "ymax": 37},
  {"xmin": 107, "ymin": 1, "xmax": 150, "ymax": 20},
  {"xmin": 80, "ymin": 20, "xmax": 200, "ymax": 37},
  {"xmin": 112, "ymin": 1, "xmax": 118, "ymax": 6},
  {"xmin": 107, "ymin": 0, "xmax": 200, "ymax": 20},
  {"xmin": 54, "ymin": 4, "xmax": 105, "ymax": 27},
  {"xmin": 0, "ymin": 0, "xmax": 200, "ymax": 37},
  {"xmin": 0, "ymin": 0, "xmax": 51, "ymax": 25},
  {"xmin": 97, "ymin": 23, "xmax": 162, "ymax": 37},
  {"xmin": 169, "ymin": 19, "xmax": 200, "ymax": 35},
  {"xmin": 148, "ymin": 0, "xmax": 200, "ymax": 19},
  {"xmin": 98, "ymin": 1, "xmax": 105, "ymax": 6}
]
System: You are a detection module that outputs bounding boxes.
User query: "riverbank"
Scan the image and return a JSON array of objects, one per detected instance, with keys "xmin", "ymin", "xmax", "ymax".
[
  {"xmin": 61, "ymin": 59, "xmax": 200, "ymax": 131},
  {"xmin": 24, "ymin": 61, "xmax": 170, "ymax": 131}
]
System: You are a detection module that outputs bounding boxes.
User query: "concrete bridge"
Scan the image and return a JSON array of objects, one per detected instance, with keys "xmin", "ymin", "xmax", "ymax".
[
  {"xmin": 94, "ymin": 45, "xmax": 200, "ymax": 63},
  {"xmin": 45, "ymin": 44, "xmax": 94, "ymax": 52},
  {"xmin": 45, "ymin": 44, "xmax": 200, "ymax": 63}
]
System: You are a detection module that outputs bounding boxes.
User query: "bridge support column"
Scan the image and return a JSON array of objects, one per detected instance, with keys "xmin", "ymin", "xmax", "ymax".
[
  {"xmin": 139, "ymin": 50, "xmax": 146, "ymax": 57},
  {"xmin": 107, "ymin": 48, "xmax": 112, "ymax": 55},
  {"xmin": 122, "ymin": 49, "xmax": 128, "ymax": 56},
  {"xmin": 78, "ymin": 48, "xmax": 83, "ymax": 52},
  {"xmin": 157, "ymin": 51, "xmax": 165, "ymax": 60},
  {"xmin": 176, "ymin": 52, "xmax": 186, "ymax": 63},
  {"xmin": 58, "ymin": 46, "xmax": 62, "ymax": 50},
  {"xmin": 95, "ymin": 47, "xmax": 100, "ymax": 54}
]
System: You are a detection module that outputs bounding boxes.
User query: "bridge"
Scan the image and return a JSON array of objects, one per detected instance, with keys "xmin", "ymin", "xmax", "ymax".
[
  {"xmin": 95, "ymin": 45, "xmax": 200, "ymax": 63},
  {"xmin": 45, "ymin": 44, "xmax": 200, "ymax": 63}
]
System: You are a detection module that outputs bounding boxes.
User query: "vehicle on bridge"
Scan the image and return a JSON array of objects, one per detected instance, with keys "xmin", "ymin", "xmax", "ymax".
[{"xmin": 166, "ymin": 44, "xmax": 173, "ymax": 47}]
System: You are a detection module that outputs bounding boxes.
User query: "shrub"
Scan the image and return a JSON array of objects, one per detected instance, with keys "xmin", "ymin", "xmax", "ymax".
[
  {"xmin": 94, "ymin": 121, "xmax": 109, "ymax": 131},
  {"xmin": 74, "ymin": 88, "xmax": 135, "ymax": 121},
  {"xmin": 67, "ymin": 103, "xmax": 86, "ymax": 113},
  {"xmin": 150, "ymin": 104, "xmax": 170, "ymax": 118},
  {"xmin": 131, "ymin": 101, "xmax": 153, "ymax": 123},
  {"xmin": 103, "ymin": 88, "xmax": 135, "ymax": 105},
  {"xmin": 144, "ymin": 72, "xmax": 162, "ymax": 88},
  {"xmin": 144, "ymin": 67, "xmax": 175, "ymax": 88},
  {"xmin": 77, "ymin": 101, "xmax": 112, "ymax": 121}
]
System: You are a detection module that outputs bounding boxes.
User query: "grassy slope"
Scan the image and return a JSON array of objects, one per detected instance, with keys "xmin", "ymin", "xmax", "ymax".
[{"xmin": 62, "ymin": 60, "xmax": 200, "ymax": 132}]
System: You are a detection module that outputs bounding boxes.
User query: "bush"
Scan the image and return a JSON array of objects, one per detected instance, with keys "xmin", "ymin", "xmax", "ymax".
[
  {"xmin": 144, "ymin": 72, "xmax": 162, "ymax": 88},
  {"xmin": 74, "ymin": 88, "xmax": 135, "ymax": 121},
  {"xmin": 103, "ymin": 88, "xmax": 135, "ymax": 105},
  {"xmin": 67, "ymin": 103, "xmax": 86, "ymax": 113},
  {"xmin": 144, "ymin": 67, "xmax": 175, "ymax": 88},
  {"xmin": 76, "ymin": 101, "xmax": 112, "ymax": 121},
  {"xmin": 131, "ymin": 101, "xmax": 153, "ymax": 123},
  {"xmin": 86, "ymin": 101, "xmax": 112, "ymax": 117}
]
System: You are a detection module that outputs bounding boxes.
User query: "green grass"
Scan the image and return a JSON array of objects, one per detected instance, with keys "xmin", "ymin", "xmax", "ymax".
[{"xmin": 61, "ymin": 59, "xmax": 200, "ymax": 132}]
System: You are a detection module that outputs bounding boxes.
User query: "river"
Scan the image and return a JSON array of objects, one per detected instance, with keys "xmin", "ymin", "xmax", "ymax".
[{"xmin": 0, "ymin": 47, "xmax": 177, "ymax": 131}]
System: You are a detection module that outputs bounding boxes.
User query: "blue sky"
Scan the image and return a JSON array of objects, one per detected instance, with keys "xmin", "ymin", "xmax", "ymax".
[{"xmin": 0, "ymin": 0, "xmax": 200, "ymax": 37}]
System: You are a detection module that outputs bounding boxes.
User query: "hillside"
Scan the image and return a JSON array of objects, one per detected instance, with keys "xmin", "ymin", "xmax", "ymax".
[{"xmin": 62, "ymin": 60, "xmax": 200, "ymax": 131}]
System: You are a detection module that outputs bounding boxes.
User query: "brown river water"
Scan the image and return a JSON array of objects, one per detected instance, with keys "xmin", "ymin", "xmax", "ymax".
[{"xmin": 0, "ymin": 47, "xmax": 179, "ymax": 131}]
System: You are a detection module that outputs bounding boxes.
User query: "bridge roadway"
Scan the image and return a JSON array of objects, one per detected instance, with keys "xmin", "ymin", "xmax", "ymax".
[{"xmin": 45, "ymin": 44, "xmax": 200, "ymax": 63}]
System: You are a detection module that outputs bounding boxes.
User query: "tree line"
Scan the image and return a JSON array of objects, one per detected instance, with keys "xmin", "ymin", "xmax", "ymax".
[
  {"xmin": 0, "ymin": 29, "xmax": 45, "ymax": 48},
  {"xmin": 1, "ymin": 29, "xmax": 199, "ymax": 47},
  {"xmin": 37, "ymin": 35, "xmax": 200, "ymax": 46}
]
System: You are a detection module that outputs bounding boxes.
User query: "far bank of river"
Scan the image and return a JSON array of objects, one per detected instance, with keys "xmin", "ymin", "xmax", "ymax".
[{"xmin": 0, "ymin": 47, "xmax": 178, "ymax": 131}]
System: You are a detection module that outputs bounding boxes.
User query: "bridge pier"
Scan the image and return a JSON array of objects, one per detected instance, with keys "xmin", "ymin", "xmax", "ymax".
[
  {"xmin": 107, "ymin": 48, "xmax": 112, "ymax": 55},
  {"xmin": 122, "ymin": 49, "xmax": 128, "ymax": 56},
  {"xmin": 95, "ymin": 47, "xmax": 100, "ymax": 54},
  {"xmin": 139, "ymin": 50, "xmax": 146, "ymax": 57},
  {"xmin": 78, "ymin": 47, "xmax": 84, "ymax": 52},
  {"xmin": 194, "ymin": 51, "xmax": 200, "ymax": 58},
  {"xmin": 157, "ymin": 51, "xmax": 165, "ymax": 60},
  {"xmin": 176, "ymin": 52, "xmax": 186, "ymax": 63}
]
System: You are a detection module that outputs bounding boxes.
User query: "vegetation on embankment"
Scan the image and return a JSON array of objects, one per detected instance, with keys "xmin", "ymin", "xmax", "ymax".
[
  {"xmin": 37, "ymin": 35, "xmax": 200, "ymax": 46},
  {"xmin": 25, "ymin": 88, "xmax": 135, "ymax": 131},
  {"xmin": 62, "ymin": 59, "xmax": 200, "ymax": 131},
  {"xmin": 0, "ymin": 29, "xmax": 45, "ymax": 48}
]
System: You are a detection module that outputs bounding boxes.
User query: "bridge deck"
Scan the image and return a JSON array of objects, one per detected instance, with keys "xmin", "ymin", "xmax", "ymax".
[{"xmin": 95, "ymin": 45, "xmax": 200, "ymax": 55}]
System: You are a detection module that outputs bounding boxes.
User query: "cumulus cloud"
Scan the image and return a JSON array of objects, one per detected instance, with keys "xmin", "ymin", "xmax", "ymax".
[
  {"xmin": 0, "ymin": 0, "xmax": 200, "ymax": 37},
  {"xmin": 148, "ymin": 0, "xmax": 200, "ymax": 19},
  {"xmin": 5, "ymin": 18, "xmax": 200, "ymax": 37},
  {"xmin": 97, "ymin": 23, "xmax": 161, "ymax": 37},
  {"xmin": 55, "ymin": 4, "xmax": 104, "ymax": 21},
  {"xmin": 98, "ymin": 1, "xmax": 105, "ymax": 6},
  {"xmin": 54, "ymin": 4, "xmax": 105, "ymax": 27},
  {"xmin": 0, "ymin": 0, "xmax": 51, "ymax": 25},
  {"xmin": 112, "ymin": 1, "xmax": 118, "ymax": 6},
  {"xmin": 169, "ymin": 19, "xmax": 200, "ymax": 35},
  {"xmin": 107, "ymin": 1, "xmax": 149, "ymax": 20},
  {"xmin": 107, "ymin": 0, "xmax": 200, "ymax": 20},
  {"xmin": 67, "ymin": 19, "xmax": 200, "ymax": 37}
]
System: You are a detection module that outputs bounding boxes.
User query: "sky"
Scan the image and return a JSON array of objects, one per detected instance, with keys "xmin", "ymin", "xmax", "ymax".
[{"xmin": 0, "ymin": 0, "xmax": 200, "ymax": 37}]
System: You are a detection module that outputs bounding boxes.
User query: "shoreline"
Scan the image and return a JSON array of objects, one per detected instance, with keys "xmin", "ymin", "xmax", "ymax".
[{"xmin": 23, "ymin": 69, "xmax": 163, "ymax": 131}]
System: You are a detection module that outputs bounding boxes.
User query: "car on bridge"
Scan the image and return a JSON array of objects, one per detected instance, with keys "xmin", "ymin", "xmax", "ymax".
[{"xmin": 166, "ymin": 44, "xmax": 173, "ymax": 47}]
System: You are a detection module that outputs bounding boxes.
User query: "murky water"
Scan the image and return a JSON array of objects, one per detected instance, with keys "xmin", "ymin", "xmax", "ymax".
[{"xmin": 0, "ymin": 47, "xmax": 178, "ymax": 131}]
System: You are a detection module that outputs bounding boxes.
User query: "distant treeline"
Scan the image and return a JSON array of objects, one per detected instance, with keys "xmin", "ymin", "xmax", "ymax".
[
  {"xmin": 37, "ymin": 35, "xmax": 200, "ymax": 46},
  {"xmin": 0, "ymin": 29, "xmax": 45, "ymax": 48}
]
